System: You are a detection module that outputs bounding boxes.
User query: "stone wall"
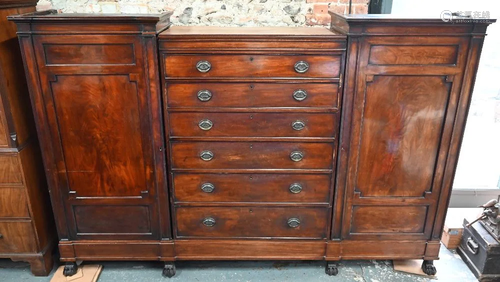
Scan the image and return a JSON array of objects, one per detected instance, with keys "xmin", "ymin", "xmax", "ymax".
[{"xmin": 36, "ymin": 0, "xmax": 370, "ymax": 26}]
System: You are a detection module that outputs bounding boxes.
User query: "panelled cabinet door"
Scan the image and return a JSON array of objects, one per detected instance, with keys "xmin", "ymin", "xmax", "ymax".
[
  {"xmin": 32, "ymin": 35, "xmax": 162, "ymax": 240},
  {"xmin": 341, "ymin": 36, "xmax": 470, "ymax": 240},
  {"xmin": 49, "ymin": 74, "xmax": 149, "ymax": 197}
]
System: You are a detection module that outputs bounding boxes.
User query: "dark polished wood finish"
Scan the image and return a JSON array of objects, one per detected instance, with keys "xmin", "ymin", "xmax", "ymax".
[
  {"xmin": 161, "ymin": 27, "xmax": 344, "ymax": 263},
  {"xmin": 175, "ymin": 206, "xmax": 329, "ymax": 238},
  {"xmin": 166, "ymin": 83, "xmax": 339, "ymax": 109},
  {"xmin": 173, "ymin": 173, "xmax": 332, "ymax": 203},
  {"xmin": 329, "ymin": 12, "xmax": 495, "ymax": 257},
  {"xmin": 171, "ymin": 142, "xmax": 335, "ymax": 170},
  {"xmin": 164, "ymin": 54, "xmax": 341, "ymax": 78},
  {"xmin": 9, "ymin": 10, "xmax": 173, "ymax": 265},
  {"xmin": 10, "ymin": 10, "xmax": 495, "ymax": 274},
  {"xmin": 169, "ymin": 112, "xmax": 337, "ymax": 137},
  {"xmin": 0, "ymin": 2, "xmax": 55, "ymax": 276}
]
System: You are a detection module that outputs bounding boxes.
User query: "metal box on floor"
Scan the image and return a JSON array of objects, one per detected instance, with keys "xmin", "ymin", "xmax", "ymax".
[{"xmin": 457, "ymin": 219, "xmax": 500, "ymax": 282}]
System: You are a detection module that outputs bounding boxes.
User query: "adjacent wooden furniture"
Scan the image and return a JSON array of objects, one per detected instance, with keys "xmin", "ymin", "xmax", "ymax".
[
  {"xmin": 10, "ymin": 10, "xmax": 495, "ymax": 277},
  {"xmin": 0, "ymin": 0, "xmax": 56, "ymax": 276}
]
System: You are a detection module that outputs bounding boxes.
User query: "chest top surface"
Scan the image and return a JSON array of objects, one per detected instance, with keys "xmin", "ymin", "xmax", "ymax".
[{"xmin": 159, "ymin": 26, "xmax": 346, "ymax": 40}]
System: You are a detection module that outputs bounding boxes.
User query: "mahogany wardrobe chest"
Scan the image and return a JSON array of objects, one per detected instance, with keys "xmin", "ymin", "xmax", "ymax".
[{"xmin": 9, "ymin": 9, "xmax": 495, "ymax": 277}]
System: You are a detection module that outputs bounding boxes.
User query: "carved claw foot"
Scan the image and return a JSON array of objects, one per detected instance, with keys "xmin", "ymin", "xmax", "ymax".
[
  {"xmin": 63, "ymin": 262, "xmax": 78, "ymax": 277},
  {"xmin": 325, "ymin": 262, "xmax": 339, "ymax": 276},
  {"xmin": 421, "ymin": 260, "xmax": 437, "ymax": 276},
  {"xmin": 162, "ymin": 263, "xmax": 176, "ymax": 278}
]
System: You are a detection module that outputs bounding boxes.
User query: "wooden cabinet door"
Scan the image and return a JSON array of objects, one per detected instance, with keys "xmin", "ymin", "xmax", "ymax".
[
  {"xmin": 30, "ymin": 35, "xmax": 166, "ymax": 240},
  {"xmin": 338, "ymin": 36, "xmax": 471, "ymax": 240}
]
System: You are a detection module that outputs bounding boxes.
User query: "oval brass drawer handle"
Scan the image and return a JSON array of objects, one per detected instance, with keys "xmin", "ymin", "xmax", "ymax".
[
  {"xmin": 200, "ymin": 150, "xmax": 214, "ymax": 161},
  {"xmin": 287, "ymin": 218, "xmax": 301, "ymax": 228},
  {"xmin": 201, "ymin": 183, "xmax": 215, "ymax": 193},
  {"xmin": 196, "ymin": 60, "xmax": 212, "ymax": 73},
  {"xmin": 197, "ymin": 90, "xmax": 212, "ymax": 101},
  {"xmin": 292, "ymin": 120, "xmax": 306, "ymax": 131},
  {"xmin": 289, "ymin": 183, "xmax": 303, "ymax": 194},
  {"xmin": 203, "ymin": 217, "xmax": 216, "ymax": 227},
  {"xmin": 292, "ymin": 90, "xmax": 307, "ymax": 101},
  {"xmin": 199, "ymin": 119, "xmax": 213, "ymax": 131},
  {"xmin": 294, "ymin": 61, "xmax": 309, "ymax": 73},
  {"xmin": 290, "ymin": 151, "xmax": 304, "ymax": 162}
]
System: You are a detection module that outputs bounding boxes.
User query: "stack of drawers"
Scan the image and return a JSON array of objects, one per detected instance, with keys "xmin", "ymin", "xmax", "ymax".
[
  {"xmin": 160, "ymin": 27, "xmax": 346, "ymax": 240},
  {"xmin": 0, "ymin": 4, "xmax": 54, "ymax": 275}
]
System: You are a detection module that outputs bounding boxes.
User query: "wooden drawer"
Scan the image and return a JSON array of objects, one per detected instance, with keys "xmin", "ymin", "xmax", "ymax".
[
  {"xmin": 0, "ymin": 188, "xmax": 30, "ymax": 218},
  {"xmin": 164, "ymin": 55, "xmax": 341, "ymax": 78},
  {"xmin": 169, "ymin": 113, "xmax": 337, "ymax": 138},
  {"xmin": 173, "ymin": 173, "xmax": 331, "ymax": 203},
  {"xmin": 166, "ymin": 83, "xmax": 339, "ymax": 108},
  {"xmin": 170, "ymin": 142, "xmax": 334, "ymax": 170},
  {"xmin": 0, "ymin": 221, "xmax": 37, "ymax": 253},
  {"xmin": 0, "ymin": 154, "xmax": 23, "ymax": 185},
  {"xmin": 175, "ymin": 207, "xmax": 329, "ymax": 238}
]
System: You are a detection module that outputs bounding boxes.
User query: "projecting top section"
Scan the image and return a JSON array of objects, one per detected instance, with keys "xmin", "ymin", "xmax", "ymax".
[
  {"xmin": 329, "ymin": 11, "xmax": 496, "ymax": 35},
  {"xmin": 8, "ymin": 9, "xmax": 173, "ymax": 34}
]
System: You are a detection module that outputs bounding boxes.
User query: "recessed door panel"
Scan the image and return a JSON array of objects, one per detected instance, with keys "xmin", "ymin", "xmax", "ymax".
[
  {"xmin": 350, "ymin": 206, "xmax": 428, "ymax": 234},
  {"xmin": 50, "ymin": 75, "xmax": 149, "ymax": 198},
  {"xmin": 73, "ymin": 205, "xmax": 152, "ymax": 235},
  {"xmin": 339, "ymin": 35, "xmax": 468, "ymax": 240},
  {"xmin": 356, "ymin": 75, "xmax": 451, "ymax": 197}
]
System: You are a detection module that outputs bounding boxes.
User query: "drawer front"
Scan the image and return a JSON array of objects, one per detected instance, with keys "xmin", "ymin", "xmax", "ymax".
[
  {"xmin": 175, "ymin": 207, "xmax": 329, "ymax": 238},
  {"xmin": 173, "ymin": 173, "xmax": 331, "ymax": 203},
  {"xmin": 164, "ymin": 55, "xmax": 341, "ymax": 78},
  {"xmin": 0, "ymin": 221, "xmax": 37, "ymax": 253},
  {"xmin": 171, "ymin": 142, "xmax": 334, "ymax": 170},
  {"xmin": 0, "ymin": 154, "xmax": 23, "ymax": 185},
  {"xmin": 169, "ymin": 113, "xmax": 337, "ymax": 138},
  {"xmin": 0, "ymin": 188, "xmax": 30, "ymax": 218},
  {"xmin": 166, "ymin": 83, "xmax": 339, "ymax": 108}
]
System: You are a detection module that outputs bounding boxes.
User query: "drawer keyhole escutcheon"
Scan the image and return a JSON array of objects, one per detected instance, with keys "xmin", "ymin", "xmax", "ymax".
[
  {"xmin": 197, "ymin": 90, "xmax": 212, "ymax": 101},
  {"xmin": 292, "ymin": 120, "xmax": 306, "ymax": 131},
  {"xmin": 200, "ymin": 150, "xmax": 214, "ymax": 161},
  {"xmin": 294, "ymin": 61, "xmax": 309, "ymax": 73},
  {"xmin": 287, "ymin": 218, "xmax": 300, "ymax": 228},
  {"xmin": 199, "ymin": 119, "xmax": 213, "ymax": 130},
  {"xmin": 201, "ymin": 183, "xmax": 215, "ymax": 193},
  {"xmin": 289, "ymin": 183, "xmax": 303, "ymax": 194},
  {"xmin": 203, "ymin": 217, "xmax": 216, "ymax": 227},
  {"xmin": 290, "ymin": 151, "xmax": 304, "ymax": 162},
  {"xmin": 293, "ymin": 90, "xmax": 307, "ymax": 101},
  {"xmin": 196, "ymin": 60, "xmax": 212, "ymax": 73}
]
